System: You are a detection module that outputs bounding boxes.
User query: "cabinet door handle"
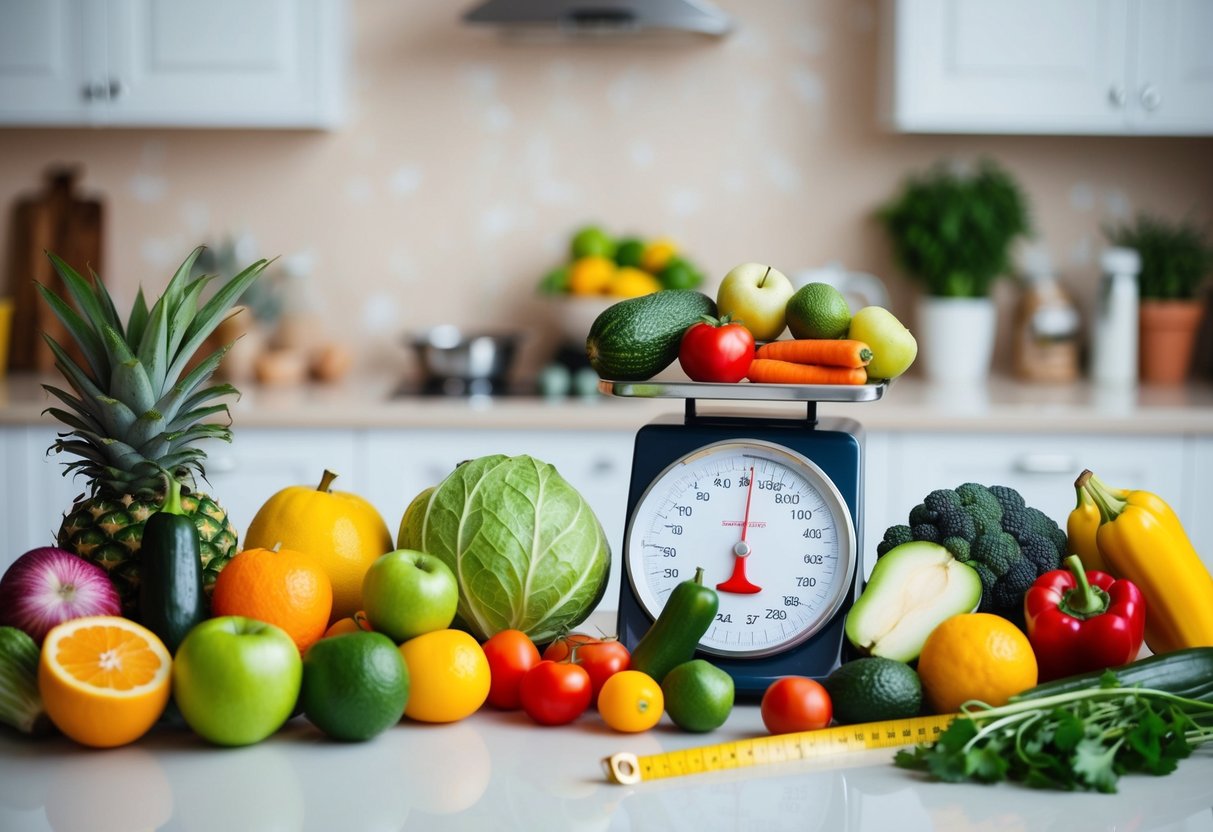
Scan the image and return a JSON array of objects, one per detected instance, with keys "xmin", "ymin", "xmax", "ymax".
[
  {"xmin": 1011, "ymin": 454, "xmax": 1076, "ymax": 475},
  {"xmin": 108, "ymin": 78, "xmax": 124, "ymax": 99},
  {"xmin": 1140, "ymin": 84, "xmax": 1162, "ymax": 111},
  {"xmin": 1108, "ymin": 85, "xmax": 1126, "ymax": 108},
  {"xmin": 81, "ymin": 81, "xmax": 108, "ymax": 101}
]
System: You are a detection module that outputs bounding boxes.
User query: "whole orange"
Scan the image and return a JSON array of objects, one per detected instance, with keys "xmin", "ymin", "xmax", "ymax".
[
  {"xmin": 211, "ymin": 546, "xmax": 333, "ymax": 652},
  {"xmin": 244, "ymin": 470, "xmax": 393, "ymax": 622},
  {"xmin": 398, "ymin": 629, "xmax": 490, "ymax": 723},
  {"xmin": 917, "ymin": 613, "xmax": 1038, "ymax": 714}
]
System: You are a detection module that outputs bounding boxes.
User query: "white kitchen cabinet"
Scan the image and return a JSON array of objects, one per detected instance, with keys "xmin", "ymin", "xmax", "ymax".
[
  {"xmin": 0, "ymin": 0, "xmax": 344, "ymax": 128},
  {"xmin": 881, "ymin": 432, "xmax": 1189, "ymax": 538},
  {"xmin": 361, "ymin": 429, "xmax": 635, "ymax": 614},
  {"xmin": 881, "ymin": 0, "xmax": 1213, "ymax": 135}
]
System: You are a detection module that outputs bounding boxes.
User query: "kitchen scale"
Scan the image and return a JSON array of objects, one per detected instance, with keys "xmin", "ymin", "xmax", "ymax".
[{"xmin": 601, "ymin": 378, "xmax": 886, "ymax": 699}]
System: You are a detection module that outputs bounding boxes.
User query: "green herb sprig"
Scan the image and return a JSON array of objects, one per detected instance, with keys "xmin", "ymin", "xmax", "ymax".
[{"xmin": 895, "ymin": 672, "xmax": 1213, "ymax": 793}]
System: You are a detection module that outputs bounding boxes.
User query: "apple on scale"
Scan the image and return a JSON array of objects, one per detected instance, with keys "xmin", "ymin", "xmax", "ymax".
[{"xmin": 716, "ymin": 263, "xmax": 796, "ymax": 342}]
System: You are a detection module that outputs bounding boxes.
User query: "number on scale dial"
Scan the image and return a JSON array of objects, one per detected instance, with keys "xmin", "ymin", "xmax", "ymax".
[{"xmin": 625, "ymin": 440, "xmax": 857, "ymax": 659}]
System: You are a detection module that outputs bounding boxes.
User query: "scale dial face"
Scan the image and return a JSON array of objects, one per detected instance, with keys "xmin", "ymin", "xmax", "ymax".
[{"xmin": 625, "ymin": 439, "xmax": 857, "ymax": 659}]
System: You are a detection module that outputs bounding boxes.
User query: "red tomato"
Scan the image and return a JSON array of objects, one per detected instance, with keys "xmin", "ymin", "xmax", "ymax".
[
  {"xmin": 542, "ymin": 634, "xmax": 630, "ymax": 704},
  {"xmin": 519, "ymin": 660, "xmax": 593, "ymax": 726},
  {"xmin": 677, "ymin": 316, "xmax": 755, "ymax": 383},
  {"xmin": 482, "ymin": 629, "xmax": 541, "ymax": 710},
  {"xmin": 760, "ymin": 676, "xmax": 832, "ymax": 734}
]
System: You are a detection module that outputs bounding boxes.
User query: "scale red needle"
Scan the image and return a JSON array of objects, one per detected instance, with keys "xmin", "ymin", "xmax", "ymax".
[{"xmin": 717, "ymin": 465, "xmax": 762, "ymax": 594}]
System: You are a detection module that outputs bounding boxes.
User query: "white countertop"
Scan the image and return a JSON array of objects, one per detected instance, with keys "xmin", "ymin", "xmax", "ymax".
[
  {"xmin": 3, "ymin": 372, "xmax": 1213, "ymax": 434},
  {"xmin": 2, "ymin": 699, "xmax": 1211, "ymax": 831}
]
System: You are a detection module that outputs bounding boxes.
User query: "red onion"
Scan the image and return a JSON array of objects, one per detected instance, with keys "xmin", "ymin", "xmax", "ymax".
[{"xmin": 0, "ymin": 548, "xmax": 123, "ymax": 643}]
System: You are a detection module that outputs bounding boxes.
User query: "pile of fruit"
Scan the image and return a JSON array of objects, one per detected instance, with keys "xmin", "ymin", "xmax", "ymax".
[
  {"xmin": 585, "ymin": 262, "xmax": 918, "ymax": 384},
  {"xmin": 3, "ymin": 246, "xmax": 1213, "ymax": 798},
  {"xmin": 537, "ymin": 224, "xmax": 706, "ymax": 299}
]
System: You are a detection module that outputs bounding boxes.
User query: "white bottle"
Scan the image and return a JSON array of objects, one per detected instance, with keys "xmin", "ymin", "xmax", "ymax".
[{"xmin": 1091, "ymin": 247, "xmax": 1141, "ymax": 386}]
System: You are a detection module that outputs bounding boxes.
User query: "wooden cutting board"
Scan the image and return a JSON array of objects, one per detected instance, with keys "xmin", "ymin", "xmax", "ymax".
[{"xmin": 5, "ymin": 168, "xmax": 104, "ymax": 373}]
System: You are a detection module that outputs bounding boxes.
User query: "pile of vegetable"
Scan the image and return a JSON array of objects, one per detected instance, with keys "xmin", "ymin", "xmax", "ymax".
[{"xmin": 877, "ymin": 482, "xmax": 1067, "ymax": 623}]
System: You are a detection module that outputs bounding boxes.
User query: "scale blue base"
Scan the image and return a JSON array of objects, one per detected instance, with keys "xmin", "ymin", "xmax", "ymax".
[{"xmin": 614, "ymin": 400, "xmax": 867, "ymax": 700}]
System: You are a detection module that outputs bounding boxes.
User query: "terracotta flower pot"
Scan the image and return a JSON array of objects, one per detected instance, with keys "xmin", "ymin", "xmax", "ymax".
[{"xmin": 1139, "ymin": 300, "xmax": 1206, "ymax": 385}]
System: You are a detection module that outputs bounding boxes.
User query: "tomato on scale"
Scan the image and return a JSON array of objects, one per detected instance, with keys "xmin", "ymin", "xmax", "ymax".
[{"xmin": 677, "ymin": 315, "xmax": 755, "ymax": 383}]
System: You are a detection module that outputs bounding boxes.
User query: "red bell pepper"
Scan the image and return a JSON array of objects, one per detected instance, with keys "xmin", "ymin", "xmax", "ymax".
[{"xmin": 1024, "ymin": 554, "xmax": 1145, "ymax": 683}]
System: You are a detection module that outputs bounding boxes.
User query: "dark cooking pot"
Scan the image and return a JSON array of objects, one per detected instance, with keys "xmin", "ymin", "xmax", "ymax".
[{"xmin": 410, "ymin": 326, "xmax": 522, "ymax": 393}]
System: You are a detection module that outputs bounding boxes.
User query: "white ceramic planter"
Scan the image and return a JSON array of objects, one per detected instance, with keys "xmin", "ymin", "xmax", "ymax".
[{"xmin": 916, "ymin": 297, "xmax": 997, "ymax": 383}]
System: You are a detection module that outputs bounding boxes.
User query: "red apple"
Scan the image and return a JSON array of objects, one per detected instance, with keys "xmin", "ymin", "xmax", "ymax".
[{"xmin": 0, "ymin": 548, "xmax": 122, "ymax": 644}]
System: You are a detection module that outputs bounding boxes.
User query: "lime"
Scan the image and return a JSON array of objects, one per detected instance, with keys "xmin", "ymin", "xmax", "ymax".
[
  {"xmin": 822, "ymin": 657, "xmax": 922, "ymax": 725},
  {"xmin": 786, "ymin": 282, "xmax": 852, "ymax": 340},
  {"xmin": 615, "ymin": 238, "xmax": 645, "ymax": 268},
  {"xmin": 537, "ymin": 265, "xmax": 570, "ymax": 294},
  {"xmin": 658, "ymin": 257, "xmax": 701, "ymax": 290},
  {"xmin": 571, "ymin": 225, "xmax": 616, "ymax": 260},
  {"xmin": 661, "ymin": 659, "xmax": 734, "ymax": 733},
  {"xmin": 301, "ymin": 631, "xmax": 409, "ymax": 741}
]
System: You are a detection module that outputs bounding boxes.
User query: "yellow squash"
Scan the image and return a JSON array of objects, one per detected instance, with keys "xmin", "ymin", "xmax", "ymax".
[{"xmin": 1082, "ymin": 470, "xmax": 1213, "ymax": 654}]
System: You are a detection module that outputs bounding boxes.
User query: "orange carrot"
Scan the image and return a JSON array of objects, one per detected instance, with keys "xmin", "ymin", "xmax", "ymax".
[
  {"xmin": 755, "ymin": 339, "xmax": 873, "ymax": 368},
  {"xmin": 747, "ymin": 359, "xmax": 868, "ymax": 385}
]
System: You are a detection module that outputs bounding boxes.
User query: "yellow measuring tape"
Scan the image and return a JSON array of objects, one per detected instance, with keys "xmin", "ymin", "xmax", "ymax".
[{"xmin": 602, "ymin": 713, "xmax": 956, "ymax": 785}]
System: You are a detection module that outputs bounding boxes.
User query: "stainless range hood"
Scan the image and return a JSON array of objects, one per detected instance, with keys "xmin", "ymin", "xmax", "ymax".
[{"xmin": 463, "ymin": 0, "xmax": 733, "ymax": 37}]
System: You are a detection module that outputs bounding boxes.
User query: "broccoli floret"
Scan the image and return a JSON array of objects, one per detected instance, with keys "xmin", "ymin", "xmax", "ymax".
[
  {"xmin": 988, "ymin": 484, "xmax": 1026, "ymax": 515},
  {"xmin": 923, "ymin": 489, "xmax": 963, "ymax": 515},
  {"xmin": 908, "ymin": 502, "xmax": 936, "ymax": 527},
  {"xmin": 956, "ymin": 483, "xmax": 1003, "ymax": 535},
  {"xmin": 970, "ymin": 562, "xmax": 999, "ymax": 612},
  {"xmin": 1048, "ymin": 524, "xmax": 1069, "ymax": 555},
  {"xmin": 989, "ymin": 558, "xmax": 1037, "ymax": 616},
  {"xmin": 911, "ymin": 523, "xmax": 942, "ymax": 544},
  {"xmin": 877, "ymin": 524, "xmax": 913, "ymax": 557},
  {"xmin": 971, "ymin": 530, "xmax": 1018, "ymax": 577},
  {"xmin": 941, "ymin": 536, "xmax": 971, "ymax": 562},
  {"xmin": 1019, "ymin": 532, "xmax": 1062, "ymax": 575}
]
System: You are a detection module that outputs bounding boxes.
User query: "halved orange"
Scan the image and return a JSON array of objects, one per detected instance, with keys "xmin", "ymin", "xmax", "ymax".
[{"xmin": 39, "ymin": 615, "xmax": 172, "ymax": 748}]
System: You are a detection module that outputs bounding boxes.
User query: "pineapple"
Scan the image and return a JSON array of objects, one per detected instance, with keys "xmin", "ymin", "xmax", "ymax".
[{"xmin": 38, "ymin": 248, "xmax": 269, "ymax": 617}]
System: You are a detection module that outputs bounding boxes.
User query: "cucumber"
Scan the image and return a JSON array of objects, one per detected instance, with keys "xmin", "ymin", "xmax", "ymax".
[
  {"xmin": 586, "ymin": 290, "xmax": 716, "ymax": 381},
  {"xmin": 139, "ymin": 477, "xmax": 207, "ymax": 654},
  {"xmin": 0, "ymin": 626, "xmax": 48, "ymax": 735},
  {"xmin": 630, "ymin": 567, "xmax": 719, "ymax": 685},
  {"xmin": 1011, "ymin": 647, "xmax": 1213, "ymax": 703}
]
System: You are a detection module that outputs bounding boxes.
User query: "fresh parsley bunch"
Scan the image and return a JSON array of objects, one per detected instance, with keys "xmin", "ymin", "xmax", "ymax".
[{"xmin": 895, "ymin": 672, "xmax": 1213, "ymax": 793}]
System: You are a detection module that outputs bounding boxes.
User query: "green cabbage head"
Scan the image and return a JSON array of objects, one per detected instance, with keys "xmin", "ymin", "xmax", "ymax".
[{"xmin": 397, "ymin": 454, "xmax": 610, "ymax": 643}]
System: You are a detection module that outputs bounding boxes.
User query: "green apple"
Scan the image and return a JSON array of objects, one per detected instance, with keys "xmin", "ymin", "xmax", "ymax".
[
  {"xmin": 716, "ymin": 263, "xmax": 794, "ymax": 341},
  {"xmin": 173, "ymin": 616, "xmax": 302, "ymax": 747},
  {"xmin": 848, "ymin": 305, "xmax": 918, "ymax": 380},
  {"xmin": 362, "ymin": 550, "xmax": 459, "ymax": 643}
]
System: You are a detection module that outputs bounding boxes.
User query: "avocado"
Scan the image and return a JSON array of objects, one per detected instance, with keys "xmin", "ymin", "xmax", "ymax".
[
  {"xmin": 844, "ymin": 541, "xmax": 981, "ymax": 663},
  {"xmin": 824, "ymin": 657, "xmax": 923, "ymax": 724},
  {"xmin": 585, "ymin": 290, "xmax": 716, "ymax": 381}
]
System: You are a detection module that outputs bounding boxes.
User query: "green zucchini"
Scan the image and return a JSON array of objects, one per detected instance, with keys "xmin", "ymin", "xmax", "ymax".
[
  {"xmin": 1011, "ymin": 647, "xmax": 1213, "ymax": 703},
  {"xmin": 586, "ymin": 290, "xmax": 716, "ymax": 380},
  {"xmin": 630, "ymin": 567, "xmax": 719, "ymax": 685},
  {"xmin": 139, "ymin": 477, "xmax": 207, "ymax": 654},
  {"xmin": 0, "ymin": 626, "xmax": 48, "ymax": 735}
]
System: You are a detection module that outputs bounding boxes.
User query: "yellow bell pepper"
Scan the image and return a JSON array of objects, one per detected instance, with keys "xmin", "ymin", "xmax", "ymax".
[
  {"xmin": 1067, "ymin": 476, "xmax": 1107, "ymax": 573},
  {"xmin": 1083, "ymin": 470, "xmax": 1213, "ymax": 654}
]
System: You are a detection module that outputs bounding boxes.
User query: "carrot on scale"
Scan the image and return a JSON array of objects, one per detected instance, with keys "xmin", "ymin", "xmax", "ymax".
[
  {"xmin": 747, "ymin": 358, "xmax": 868, "ymax": 385},
  {"xmin": 755, "ymin": 339, "xmax": 873, "ymax": 368}
]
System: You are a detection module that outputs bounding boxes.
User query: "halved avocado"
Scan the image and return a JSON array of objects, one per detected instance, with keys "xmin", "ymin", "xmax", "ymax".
[{"xmin": 845, "ymin": 541, "xmax": 982, "ymax": 663}]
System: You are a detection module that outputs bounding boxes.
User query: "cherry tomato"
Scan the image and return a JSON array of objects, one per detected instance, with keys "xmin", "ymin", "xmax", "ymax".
[
  {"xmin": 519, "ymin": 660, "xmax": 593, "ymax": 726},
  {"xmin": 543, "ymin": 634, "xmax": 630, "ymax": 704},
  {"xmin": 597, "ymin": 670, "xmax": 664, "ymax": 733},
  {"xmin": 760, "ymin": 676, "xmax": 832, "ymax": 734},
  {"xmin": 482, "ymin": 629, "xmax": 541, "ymax": 710},
  {"xmin": 677, "ymin": 315, "xmax": 755, "ymax": 383}
]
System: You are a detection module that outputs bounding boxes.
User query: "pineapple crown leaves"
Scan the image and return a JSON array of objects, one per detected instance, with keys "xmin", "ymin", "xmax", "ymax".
[{"xmin": 36, "ymin": 247, "xmax": 271, "ymax": 496}]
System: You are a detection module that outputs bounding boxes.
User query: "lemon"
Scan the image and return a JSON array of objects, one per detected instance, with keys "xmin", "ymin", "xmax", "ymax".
[
  {"xmin": 786, "ymin": 282, "xmax": 852, "ymax": 340},
  {"xmin": 640, "ymin": 238, "xmax": 679, "ymax": 274},
  {"xmin": 608, "ymin": 267, "xmax": 662, "ymax": 298},
  {"xmin": 917, "ymin": 613, "xmax": 1038, "ymax": 713},
  {"xmin": 568, "ymin": 256, "xmax": 617, "ymax": 295},
  {"xmin": 301, "ymin": 631, "xmax": 409, "ymax": 741},
  {"xmin": 398, "ymin": 629, "xmax": 490, "ymax": 723}
]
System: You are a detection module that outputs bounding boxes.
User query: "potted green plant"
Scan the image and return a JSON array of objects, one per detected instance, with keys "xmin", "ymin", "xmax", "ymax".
[
  {"xmin": 1106, "ymin": 214, "xmax": 1213, "ymax": 385},
  {"xmin": 878, "ymin": 159, "xmax": 1031, "ymax": 382}
]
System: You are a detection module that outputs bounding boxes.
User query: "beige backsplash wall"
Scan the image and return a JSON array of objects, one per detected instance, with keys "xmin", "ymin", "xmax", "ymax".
[{"xmin": 2, "ymin": 0, "xmax": 1212, "ymax": 380}]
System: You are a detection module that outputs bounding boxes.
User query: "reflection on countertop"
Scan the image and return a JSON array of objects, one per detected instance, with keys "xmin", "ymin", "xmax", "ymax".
[{"xmin": 2, "ymin": 372, "xmax": 1212, "ymax": 434}]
